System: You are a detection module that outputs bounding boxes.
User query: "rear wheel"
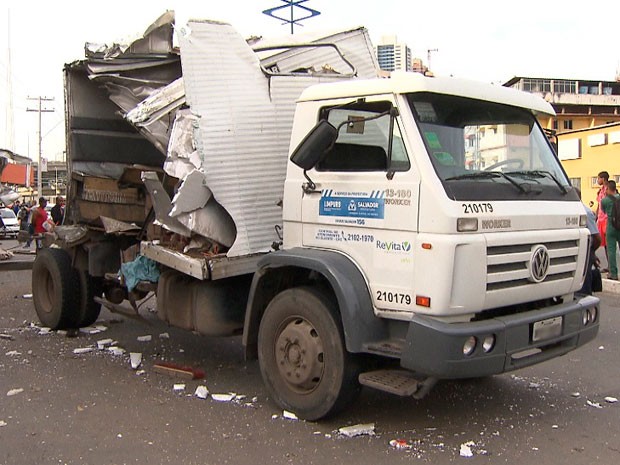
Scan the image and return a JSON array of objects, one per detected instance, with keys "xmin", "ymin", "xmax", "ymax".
[
  {"xmin": 258, "ymin": 286, "xmax": 361, "ymax": 420},
  {"xmin": 76, "ymin": 270, "xmax": 103, "ymax": 327},
  {"xmin": 32, "ymin": 248, "xmax": 79, "ymax": 329}
]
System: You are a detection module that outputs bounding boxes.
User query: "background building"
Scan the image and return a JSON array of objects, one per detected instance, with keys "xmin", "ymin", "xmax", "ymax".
[
  {"xmin": 375, "ymin": 35, "xmax": 412, "ymax": 72},
  {"xmin": 504, "ymin": 77, "xmax": 620, "ymax": 133},
  {"xmin": 557, "ymin": 122, "xmax": 620, "ymax": 207}
]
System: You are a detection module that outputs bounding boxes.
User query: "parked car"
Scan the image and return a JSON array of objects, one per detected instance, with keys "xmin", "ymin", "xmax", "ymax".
[{"xmin": 0, "ymin": 208, "xmax": 19, "ymax": 238}]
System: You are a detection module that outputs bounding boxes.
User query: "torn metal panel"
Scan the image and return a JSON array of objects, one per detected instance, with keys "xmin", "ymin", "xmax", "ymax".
[
  {"xmin": 141, "ymin": 171, "xmax": 190, "ymax": 236},
  {"xmin": 99, "ymin": 216, "xmax": 141, "ymax": 234},
  {"xmin": 170, "ymin": 170, "xmax": 212, "ymax": 217},
  {"xmin": 85, "ymin": 11, "xmax": 175, "ymax": 59},
  {"xmin": 163, "ymin": 109, "xmax": 200, "ymax": 180},
  {"xmin": 126, "ymin": 77, "xmax": 186, "ymax": 125},
  {"xmin": 175, "ymin": 199, "xmax": 237, "ymax": 248},
  {"xmin": 180, "ymin": 20, "xmax": 280, "ymax": 257},
  {"xmin": 253, "ymin": 27, "xmax": 380, "ymax": 79}
]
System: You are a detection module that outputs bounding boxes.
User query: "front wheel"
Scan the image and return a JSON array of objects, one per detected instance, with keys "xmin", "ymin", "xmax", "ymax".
[{"xmin": 258, "ymin": 286, "xmax": 361, "ymax": 420}]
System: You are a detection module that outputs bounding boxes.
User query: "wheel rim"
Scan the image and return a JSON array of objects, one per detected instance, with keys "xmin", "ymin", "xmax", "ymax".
[{"xmin": 275, "ymin": 317, "xmax": 324, "ymax": 393}]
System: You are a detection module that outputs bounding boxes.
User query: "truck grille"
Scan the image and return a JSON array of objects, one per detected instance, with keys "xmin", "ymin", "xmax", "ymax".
[{"xmin": 487, "ymin": 239, "xmax": 579, "ymax": 291}]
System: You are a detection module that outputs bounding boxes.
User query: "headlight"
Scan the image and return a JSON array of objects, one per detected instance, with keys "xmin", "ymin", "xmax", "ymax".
[
  {"xmin": 457, "ymin": 218, "xmax": 478, "ymax": 232},
  {"xmin": 463, "ymin": 336, "xmax": 477, "ymax": 356},
  {"xmin": 482, "ymin": 335, "xmax": 496, "ymax": 353}
]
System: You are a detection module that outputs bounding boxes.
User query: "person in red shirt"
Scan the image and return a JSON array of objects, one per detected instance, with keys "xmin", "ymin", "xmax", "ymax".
[
  {"xmin": 31, "ymin": 197, "xmax": 49, "ymax": 234},
  {"xmin": 595, "ymin": 171, "xmax": 610, "ymax": 271}
]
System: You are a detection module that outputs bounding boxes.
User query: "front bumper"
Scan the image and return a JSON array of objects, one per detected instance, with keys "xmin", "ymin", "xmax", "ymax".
[{"xmin": 400, "ymin": 295, "xmax": 599, "ymax": 378}]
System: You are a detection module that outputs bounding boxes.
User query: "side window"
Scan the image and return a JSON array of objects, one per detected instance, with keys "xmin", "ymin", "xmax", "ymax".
[{"xmin": 317, "ymin": 102, "xmax": 410, "ymax": 172}]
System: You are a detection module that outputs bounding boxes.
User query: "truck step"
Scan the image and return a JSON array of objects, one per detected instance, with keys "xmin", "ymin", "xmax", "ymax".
[{"xmin": 358, "ymin": 369, "xmax": 421, "ymax": 396}]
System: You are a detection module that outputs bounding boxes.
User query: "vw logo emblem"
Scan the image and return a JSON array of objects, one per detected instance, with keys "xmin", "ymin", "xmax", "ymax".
[{"xmin": 529, "ymin": 245, "xmax": 550, "ymax": 283}]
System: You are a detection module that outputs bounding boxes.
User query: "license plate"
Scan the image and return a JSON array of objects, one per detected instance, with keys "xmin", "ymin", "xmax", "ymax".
[{"xmin": 532, "ymin": 317, "xmax": 563, "ymax": 342}]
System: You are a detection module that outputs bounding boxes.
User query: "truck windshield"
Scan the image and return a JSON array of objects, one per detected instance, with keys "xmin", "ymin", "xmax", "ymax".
[{"xmin": 407, "ymin": 92, "xmax": 577, "ymax": 201}]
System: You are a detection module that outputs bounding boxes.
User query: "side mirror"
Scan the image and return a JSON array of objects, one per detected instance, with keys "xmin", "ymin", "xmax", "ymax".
[{"xmin": 290, "ymin": 120, "xmax": 338, "ymax": 170}]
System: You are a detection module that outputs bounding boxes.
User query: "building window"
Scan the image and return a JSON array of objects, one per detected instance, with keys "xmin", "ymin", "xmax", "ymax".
[
  {"xmin": 522, "ymin": 78, "xmax": 551, "ymax": 92},
  {"xmin": 552, "ymin": 120, "xmax": 559, "ymax": 130},
  {"xmin": 563, "ymin": 120, "xmax": 573, "ymax": 130},
  {"xmin": 569, "ymin": 178, "xmax": 581, "ymax": 191},
  {"xmin": 553, "ymin": 80, "xmax": 576, "ymax": 94}
]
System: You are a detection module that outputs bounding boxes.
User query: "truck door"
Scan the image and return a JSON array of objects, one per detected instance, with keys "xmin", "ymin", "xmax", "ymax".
[{"xmin": 300, "ymin": 98, "xmax": 421, "ymax": 317}]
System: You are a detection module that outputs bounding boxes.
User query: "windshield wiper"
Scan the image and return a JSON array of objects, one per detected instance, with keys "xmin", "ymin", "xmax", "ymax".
[
  {"xmin": 445, "ymin": 171, "xmax": 527, "ymax": 193},
  {"xmin": 507, "ymin": 170, "xmax": 569, "ymax": 195}
]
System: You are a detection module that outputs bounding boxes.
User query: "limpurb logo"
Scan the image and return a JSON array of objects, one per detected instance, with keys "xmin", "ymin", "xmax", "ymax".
[{"xmin": 376, "ymin": 240, "xmax": 412, "ymax": 253}]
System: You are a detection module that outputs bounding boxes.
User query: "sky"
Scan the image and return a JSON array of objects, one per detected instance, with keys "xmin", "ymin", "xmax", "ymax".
[{"xmin": 1, "ymin": 0, "xmax": 619, "ymax": 162}]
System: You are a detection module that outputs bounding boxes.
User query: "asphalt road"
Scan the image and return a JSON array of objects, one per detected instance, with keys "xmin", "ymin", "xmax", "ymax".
[{"xmin": 1, "ymin": 268, "xmax": 619, "ymax": 465}]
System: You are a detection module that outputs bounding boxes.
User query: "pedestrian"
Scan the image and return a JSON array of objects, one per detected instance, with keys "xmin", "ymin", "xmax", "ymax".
[
  {"xmin": 51, "ymin": 196, "xmax": 64, "ymax": 226},
  {"xmin": 601, "ymin": 180, "xmax": 620, "ymax": 280},
  {"xmin": 595, "ymin": 171, "xmax": 610, "ymax": 271},
  {"xmin": 12, "ymin": 200, "xmax": 20, "ymax": 215},
  {"xmin": 576, "ymin": 188, "xmax": 602, "ymax": 294},
  {"xmin": 29, "ymin": 197, "xmax": 50, "ymax": 249}
]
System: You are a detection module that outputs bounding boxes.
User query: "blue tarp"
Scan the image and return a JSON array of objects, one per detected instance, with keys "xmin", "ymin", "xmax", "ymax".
[{"xmin": 120, "ymin": 255, "xmax": 160, "ymax": 292}]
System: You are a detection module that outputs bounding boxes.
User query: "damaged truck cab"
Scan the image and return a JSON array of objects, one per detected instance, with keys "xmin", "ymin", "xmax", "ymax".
[{"xmin": 32, "ymin": 15, "xmax": 599, "ymax": 421}]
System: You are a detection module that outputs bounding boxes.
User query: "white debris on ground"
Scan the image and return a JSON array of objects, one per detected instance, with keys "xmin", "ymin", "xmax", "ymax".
[
  {"xmin": 173, "ymin": 384, "xmax": 186, "ymax": 392},
  {"xmin": 159, "ymin": 332, "xmax": 170, "ymax": 339},
  {"xmin": 79, "ymin": 325, "xmax": 108, "ymax": 335},
  {"xmin": 7, "ymin": 388, "xmax": 24, "ymax": 397},
  {"xmin": 137, "ymin": 335, "xmax": 152, "ymax": 342},
  {"xmin": 0, "ymin": 420, "xmax": 7, "ymax": 427},
  {"xmin": 21, "ymin": 294, "xmax": 32, "ymax": 299},
  {"xmin": 108, "ymin": 347, "xmax": 126, "ymax": 356},
  {"xmin": 282, "ymin": 410, "xmax": 298, "ymax": 421},
  {"xmin": 389, "ymin": 439, "xmax": 413, "ymax": 450},
  {"xmin": 194, "ymin": 386, "xmax": 209, "ymax": 399},
  {"xmin": 97, "ymin": 338, "xmax": 115, "ymax": 350},
  {"xmin": 338, "ymin": 423, "xmax": 375, "ymax": 438},
  {"xmin": 459, "ymin": 441, "xmax": 475, "ymax": 458},
  {"xmin": 5, "ymin": 350, "xmax": 21, "ymax": 356},
  {"xmin": 73, "ymin": 347, "xmax": 94, "ymax": 355},
  {"xmin": 0, "ymin": 333, "xmax": 14, "ymax": 340},
  {"xmin": 605, "ymin": 397, "xmax": 618, "ymax": 403},
  {"xmin": 130, "ymin": 352, "xmax": 142, "ymax": 369},
  {"xmin": 586, "ymin": 400, "xmax": 603, "ymax": 409},
  {"xmin": 211, "ymin": 393, "xmax": 236, "ymax": 402}
]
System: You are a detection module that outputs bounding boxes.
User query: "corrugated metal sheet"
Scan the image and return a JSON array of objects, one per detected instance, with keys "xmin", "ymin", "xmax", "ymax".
[
  {"xmin": 179, "ymin": 20, "xmax": 379, "ymax": 257},
  {"xmin": 180, "ymin": 20, "xmax": 282, "ymax": 257}
]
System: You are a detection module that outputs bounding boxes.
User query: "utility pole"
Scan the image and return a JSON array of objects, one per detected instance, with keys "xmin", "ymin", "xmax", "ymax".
[{"xmin": 27, "ymin": 96, "xmax": 55, "ymax": 199}]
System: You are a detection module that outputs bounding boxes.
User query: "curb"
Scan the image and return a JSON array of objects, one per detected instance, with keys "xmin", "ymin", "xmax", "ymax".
[{"xmin": 602, "ymin": 278, "xmax": 620, "ymax": 294}]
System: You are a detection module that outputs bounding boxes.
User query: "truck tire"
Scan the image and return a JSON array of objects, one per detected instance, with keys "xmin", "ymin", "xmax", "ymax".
[
  {"xmin": 76, "ymin": 270, "xmax": 103, "ymax": 327},
  {"xmin": 258, "ymin": 286, "xmax": 361, "ymax": 420},
  {"xmin": 32, "ymin": 248, "xmax": 80, "ymax": 329}
]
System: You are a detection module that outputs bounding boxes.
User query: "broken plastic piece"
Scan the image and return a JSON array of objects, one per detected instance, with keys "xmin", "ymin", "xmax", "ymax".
[
  {"xmin": 0, "ymin": 334, "xmax": 14, "ymax": 340},
  {"xmin": 137, "ymin": 335, "xmax": 152, "ymax": 342},
  {"xmin": 338, "ymin": 423, "xmax": 375, "ymax": 438},
  {"xmin": 22, "ymin": 294, "xmax": 32, "ymax": 299},
  {"xmin": 173, "ymin": 384, "xmax": 186, "ymax": 391},
  {"xmin": 194, "ymin": 386, "xmax": 209, "ymax": 399},
  {"xmin": 282, "ymin": 410, "xmax": 298, "ymax": 420},
  {"xmin": 605, "ymin": 397, "xmax": 618, "ymax": 403},
  {"xmin": 5, "ymin": 351, "xmax": 21, "ymax": 356},
  {"xmin": 159, "ymin": 332, "xmax": 170, "ymax": 339},
  {"xmin": 586, "ymin": 400, "xmax": 602, "ymax": 409},
  {"xmin": 0, "ymin": 420, "xmax": 7, "ymax": 427},
  {"xmin": 153, "ymin": 362, "xmax": 205, "ymax": 380}
]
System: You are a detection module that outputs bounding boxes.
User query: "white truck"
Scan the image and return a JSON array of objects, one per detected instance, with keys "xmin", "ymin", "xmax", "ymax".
[{"xmin": 32, "ymin": 14, "xmax": 599, "ymax": 420}]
